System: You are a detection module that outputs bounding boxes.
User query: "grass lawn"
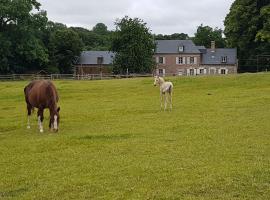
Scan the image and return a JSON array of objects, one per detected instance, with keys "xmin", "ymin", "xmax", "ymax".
[{"xmin": 0, "ymin": 73, "xmax": 270, "ymax": 199}]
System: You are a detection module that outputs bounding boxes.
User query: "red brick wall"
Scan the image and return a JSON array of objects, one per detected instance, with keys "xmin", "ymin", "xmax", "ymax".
[{"xmin": 155, "ymin": 54, "xmax": 201, "ymax": 75}]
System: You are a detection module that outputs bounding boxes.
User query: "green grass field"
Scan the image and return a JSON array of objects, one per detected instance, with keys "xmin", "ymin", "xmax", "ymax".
[{"xmin": 0, "ymin": 74, "xmax": 270, "ymax": 199}]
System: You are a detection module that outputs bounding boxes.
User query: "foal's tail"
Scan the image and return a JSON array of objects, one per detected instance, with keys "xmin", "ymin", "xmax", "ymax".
[{"xmin": 168, "ymin": 84, "xmax": 173, "ymax": 94}]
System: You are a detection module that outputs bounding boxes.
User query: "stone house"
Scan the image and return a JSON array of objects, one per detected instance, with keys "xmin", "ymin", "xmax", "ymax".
[{"xmin": 75, "ymin": 51, "xmax": 115, "ymax": 75}]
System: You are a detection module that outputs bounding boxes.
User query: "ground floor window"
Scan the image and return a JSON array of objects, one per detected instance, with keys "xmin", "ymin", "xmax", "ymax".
[
  {"xmin": 178, "ymin": 70, "xmax": 183, "ymax": 76},
  {"xmin": 190, "ymin": 69, "xmax": 195, "ymax": 75},
  {"xmin": 221, "ymin": 69, "xmax": 226, "ymax": 74},
  {"xmin": 199, "ymin": 69, "xmax": 204, "ymax": 74},
  {"xmin": 210, "ymin": 68, "xmax": 216, "ymax": 74},
  {"xmin": 158, "ymin": 68, "xmax": 165, "ymax": 76}
]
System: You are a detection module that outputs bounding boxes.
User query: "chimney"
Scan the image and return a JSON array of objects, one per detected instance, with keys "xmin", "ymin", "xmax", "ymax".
[{"xmin": 211, "ymin": 41, "xmax": 216, "ymax": 52}]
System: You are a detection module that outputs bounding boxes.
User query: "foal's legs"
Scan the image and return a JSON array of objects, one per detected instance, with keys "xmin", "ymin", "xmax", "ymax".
[
  {"xmin": 160, "ymin": 92, "xmax": 163, "ymax": 110},
  {"xmin": 37, "ymin": 108, "xmax": 44, "ymax": 133},
  {"xmin": 169, "ymin": 92, "xmax": 173, "ymax": 110},
  {"xmin": 164, "ymin": 93, "xmax": 168, "ymax": 111},
  {"xmin": 27, "ymin": 104, "xmax": 32, "ymax": 129}
]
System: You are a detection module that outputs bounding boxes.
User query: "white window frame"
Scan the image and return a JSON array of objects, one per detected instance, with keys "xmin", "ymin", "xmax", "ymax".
[
  {"xmin": 190, "ymin": 57, "xmax": 195, "ymax": 64},
  {"xmin": 199, "ymin": 68, "xmax": 204, "ymax": 75},
  {"xmin": 157, "ymin": 56, "xmax": 166, "ymax": 64},
  {"xmin": 178, "ymin": 46, "xmax": 184, "ymax": 52},
  {"xmin": 158, "ymin": 68, "xmax": 165, "ymax": 76},
  {"xmin": 178, "ymin": 57, "xmax": 183, "ymax": 65},
  {"xmin": 189, "ymin": 68, "xmax": 195, "ymax": 76},
  {"xmin": 218, "ymin": 68, "xmax": 228, "ymax": 75},
  {"xmin": 221, "ymin": 56, "xmax": 228, "ymax": 63}
]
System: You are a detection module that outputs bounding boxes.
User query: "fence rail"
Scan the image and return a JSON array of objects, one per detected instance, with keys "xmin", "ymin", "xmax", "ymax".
[{"xmin": 0, "ymin": 73, "xmax": 154, "ymax": 81}]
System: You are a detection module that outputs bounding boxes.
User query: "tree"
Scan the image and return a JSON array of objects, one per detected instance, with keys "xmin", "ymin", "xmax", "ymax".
[
  {"xmin": 154, "ymin": 33, "xmax": 189, "ymax": 40},
  {"xmin": 256, "ymin": 5, "xmax": 270, "ymax": 42},
  {"xmin": 193, "ymin": 24, "xmax": 225, "ymax": 48},
  {"xmin": 0, "ymin": 0, "xmax": 49, "ymax": 73},
  {"xmin": 92, "ymin": 23, "xmax": 108, "ymax": 35},
  {"xmin": 49, "ymin": 28, "xmax": 83, "ymax": 73},
  {"xmin": 224, "ymin": 0, "xmax": 270, "ymax": 72},
  {"xmin": 111, "ymin": 16, "xmax": 156, "ymax": 74}
]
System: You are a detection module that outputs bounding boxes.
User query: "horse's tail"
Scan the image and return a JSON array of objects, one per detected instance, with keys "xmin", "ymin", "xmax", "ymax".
[
  {"xmin": 168, "ymin": 84, "xmax": 173, "ymax": 94},
  {"xmin": 24, "ymin": 83, "xmax": 35, "ymax": 114}
]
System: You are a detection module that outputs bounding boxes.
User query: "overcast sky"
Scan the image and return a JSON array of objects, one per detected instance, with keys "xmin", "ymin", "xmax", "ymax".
[{"xmin": 38, "ymin": 0, "xmax": 234, "ymax": 36}]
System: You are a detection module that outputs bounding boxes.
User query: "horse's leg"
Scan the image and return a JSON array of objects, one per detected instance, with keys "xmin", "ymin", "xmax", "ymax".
[
  {"xmin": 164, "ymin": 93, "xmax": 167, "ymax": 111},
  {"xmin": 160, "ymin": 92, "xmax": 163, "ymax": 110},
  {"xmin": 169, "ymin": 92, "xmax": 173, "ymax": 110},
  {"xmin": 27, "ymin": 104, "xmax": 32, "ymax": 129},
  {"xmin": 37, "ymin": 108, "xmax": 44, "ymax": 133}
]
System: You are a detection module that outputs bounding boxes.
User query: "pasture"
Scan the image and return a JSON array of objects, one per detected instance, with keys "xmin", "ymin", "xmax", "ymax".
[{"xmin": 0, "ymin": 74, "xmax": 270, "ymax": 199}]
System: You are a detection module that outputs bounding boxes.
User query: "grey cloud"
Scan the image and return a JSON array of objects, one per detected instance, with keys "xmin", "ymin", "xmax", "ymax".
[{"xmin": 39, "ymin": 0, "xmax": 234, "ymax": 35}]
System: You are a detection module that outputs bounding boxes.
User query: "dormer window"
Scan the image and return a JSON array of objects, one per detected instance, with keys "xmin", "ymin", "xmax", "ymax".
[
  {"xmin": 178, "ymin": 46, "xmax": 184, "ymax": 52},
  {"xmin": 221, "ymin": 56, "xmax": 227, "ymax": 63}
]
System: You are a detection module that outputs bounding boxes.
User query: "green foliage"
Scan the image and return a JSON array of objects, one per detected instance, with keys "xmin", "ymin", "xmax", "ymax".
[
  {"xmin": 154, "ymin": 33, "xmax": 189, "ymax": 40},
  {"xmin": 193, "ymin": 24, "xmax": 226, "ymax": 48},
  {"xmin": 0, "ymin": 0, "xmax": 49, "ymax": 74},
  {"xmin": 49, "ymin": 28, "xmax": 83, "ymax": 74},
  {"xmin": 71, "ymin": 24, "xmax": 112, "ymax": 51},
  {"xmin": 224, "ymin": 0, "xmax": 270, "ymax": 71},
  {"xmin": 111, "ymin": 16, "xmax": 156, "ymax": 74},
  {"xmin": 92, "ymin": 23, "xmax": 108, "ymax": 35},
  {"xmin": 256, "ymin": 5, "xmax": 270, "ymax": 42},
  {"xmin": 0, "ymin": 33, "xmax": 11, "ymax": 73},
  {"xmin": 1, "ymin": 74, "xmax": 270, "ymax": 199}
]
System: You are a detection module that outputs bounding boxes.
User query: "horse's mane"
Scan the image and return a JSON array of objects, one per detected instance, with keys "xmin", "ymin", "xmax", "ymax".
[
  {"xmin": 45, "ymin": 81, "xmax": 59, "ymax": 103},
  {"xmin": 159, "ymin": 77, "xmax": 165, "ymax": 82}
]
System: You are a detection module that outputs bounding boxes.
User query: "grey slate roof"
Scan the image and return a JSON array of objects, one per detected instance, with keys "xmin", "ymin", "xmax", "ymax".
[
  {"xmin": 77, "ymin": 51, "xmax": 115, "ymax": 65},
  {"xmin": 201, "ymin": 48, "xmax": 237, "ymax": 65},
  {"xmin": 196, "ymin": 46, "xmax": 207, "ymax": 54},
  {"xmin": 196, "ymin": 46, "xmax": 206, "ymax": 50},
  {"xmin": 156, "ymin": 40, "xmax": 201, "ymax": 54}
]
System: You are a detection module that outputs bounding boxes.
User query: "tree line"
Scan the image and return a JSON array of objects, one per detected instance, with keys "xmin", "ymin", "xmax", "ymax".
[{"xmin": 0, "ymin": 0, "xmax": 269, "ymax": 74}]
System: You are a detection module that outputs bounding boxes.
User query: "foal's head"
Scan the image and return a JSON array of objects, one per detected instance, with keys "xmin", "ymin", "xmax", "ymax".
[
  {"xmin": 50, "ymin": 107, "xmax": 60, "ymax": 132},
  {"xmin": 154, "ymin": 76, "xmax": 164, "ymax": 86},
  {"xmin": 154, "ymin": 76, "xmax": 160, "ymax": 86}
]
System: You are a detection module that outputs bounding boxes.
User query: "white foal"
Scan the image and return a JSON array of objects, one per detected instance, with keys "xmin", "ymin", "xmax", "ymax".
[{"xmin": 154, "ymin": 76, "xmax": 173, "ymax": 110}]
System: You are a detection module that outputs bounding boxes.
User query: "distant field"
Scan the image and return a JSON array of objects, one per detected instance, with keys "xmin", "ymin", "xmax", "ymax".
[{"xmin": 0, "ymin": 73, "xmax": 270, "ymax": 199}]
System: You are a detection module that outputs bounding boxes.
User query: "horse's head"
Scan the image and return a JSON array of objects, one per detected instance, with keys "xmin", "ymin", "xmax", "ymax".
[
  {"xmin": 154, "ymin": 76, "xmax": 160, "ymax": 86},
  {"xmin": 50, "ymin": 107, "xmax": 60, "ymax": 132}
]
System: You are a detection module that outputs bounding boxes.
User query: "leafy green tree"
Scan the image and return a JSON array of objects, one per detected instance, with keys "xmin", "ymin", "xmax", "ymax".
[
  {"xmin": 0, "ymin": 34, "xmax": 11, "ymax": 73},
  {"xmin": 224, "ymin": 0, "xmax": 270, "ymax": 71},
  {"xmin": 111, "ymin": 16, "xmax": 156, "ymax": 74},
  {"xmin": 0, "ymin": 0, "xmax": 49, "ymax": 73},
  {"xmin": 193, "ymin": 24, "xmax": 225, "ymax": 48},
  {"xmin": 49, "ymin": 28, "xmax": 83, "ymax": 73},
  {"xmin": 71, "ymin": 24, "xmax": 112, "ymax": 51},
  {"xmin": 154, "ymin": 33, "xmax": 189, "ymax": 40},
  {"xmin": 256, "ymin": 5, "xmax": 270, "ymax": 42},
  {"xmin": 92, "ymin": 23, "xmax": 108, "ymax": 35}
]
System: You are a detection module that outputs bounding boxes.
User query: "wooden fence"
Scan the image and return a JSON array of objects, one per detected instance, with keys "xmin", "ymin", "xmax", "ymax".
[{"xmin": 0, "ymin": 73, "xmax": 154, "ymax": 81}]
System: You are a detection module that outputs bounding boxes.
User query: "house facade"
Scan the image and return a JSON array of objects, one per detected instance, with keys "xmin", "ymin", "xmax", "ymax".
[
  {"xmin": 75, "ymin": 51, "xmax": 115, "ymax": 75},
  {"xmin": 154, "ymin": 40, "xmax": 237, "ymax": 76}
]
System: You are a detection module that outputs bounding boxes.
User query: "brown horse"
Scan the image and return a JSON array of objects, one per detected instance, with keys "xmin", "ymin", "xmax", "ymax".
[{"xmin": 24, "ymin": 80, "xmax": 60, "ymax": 133}]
